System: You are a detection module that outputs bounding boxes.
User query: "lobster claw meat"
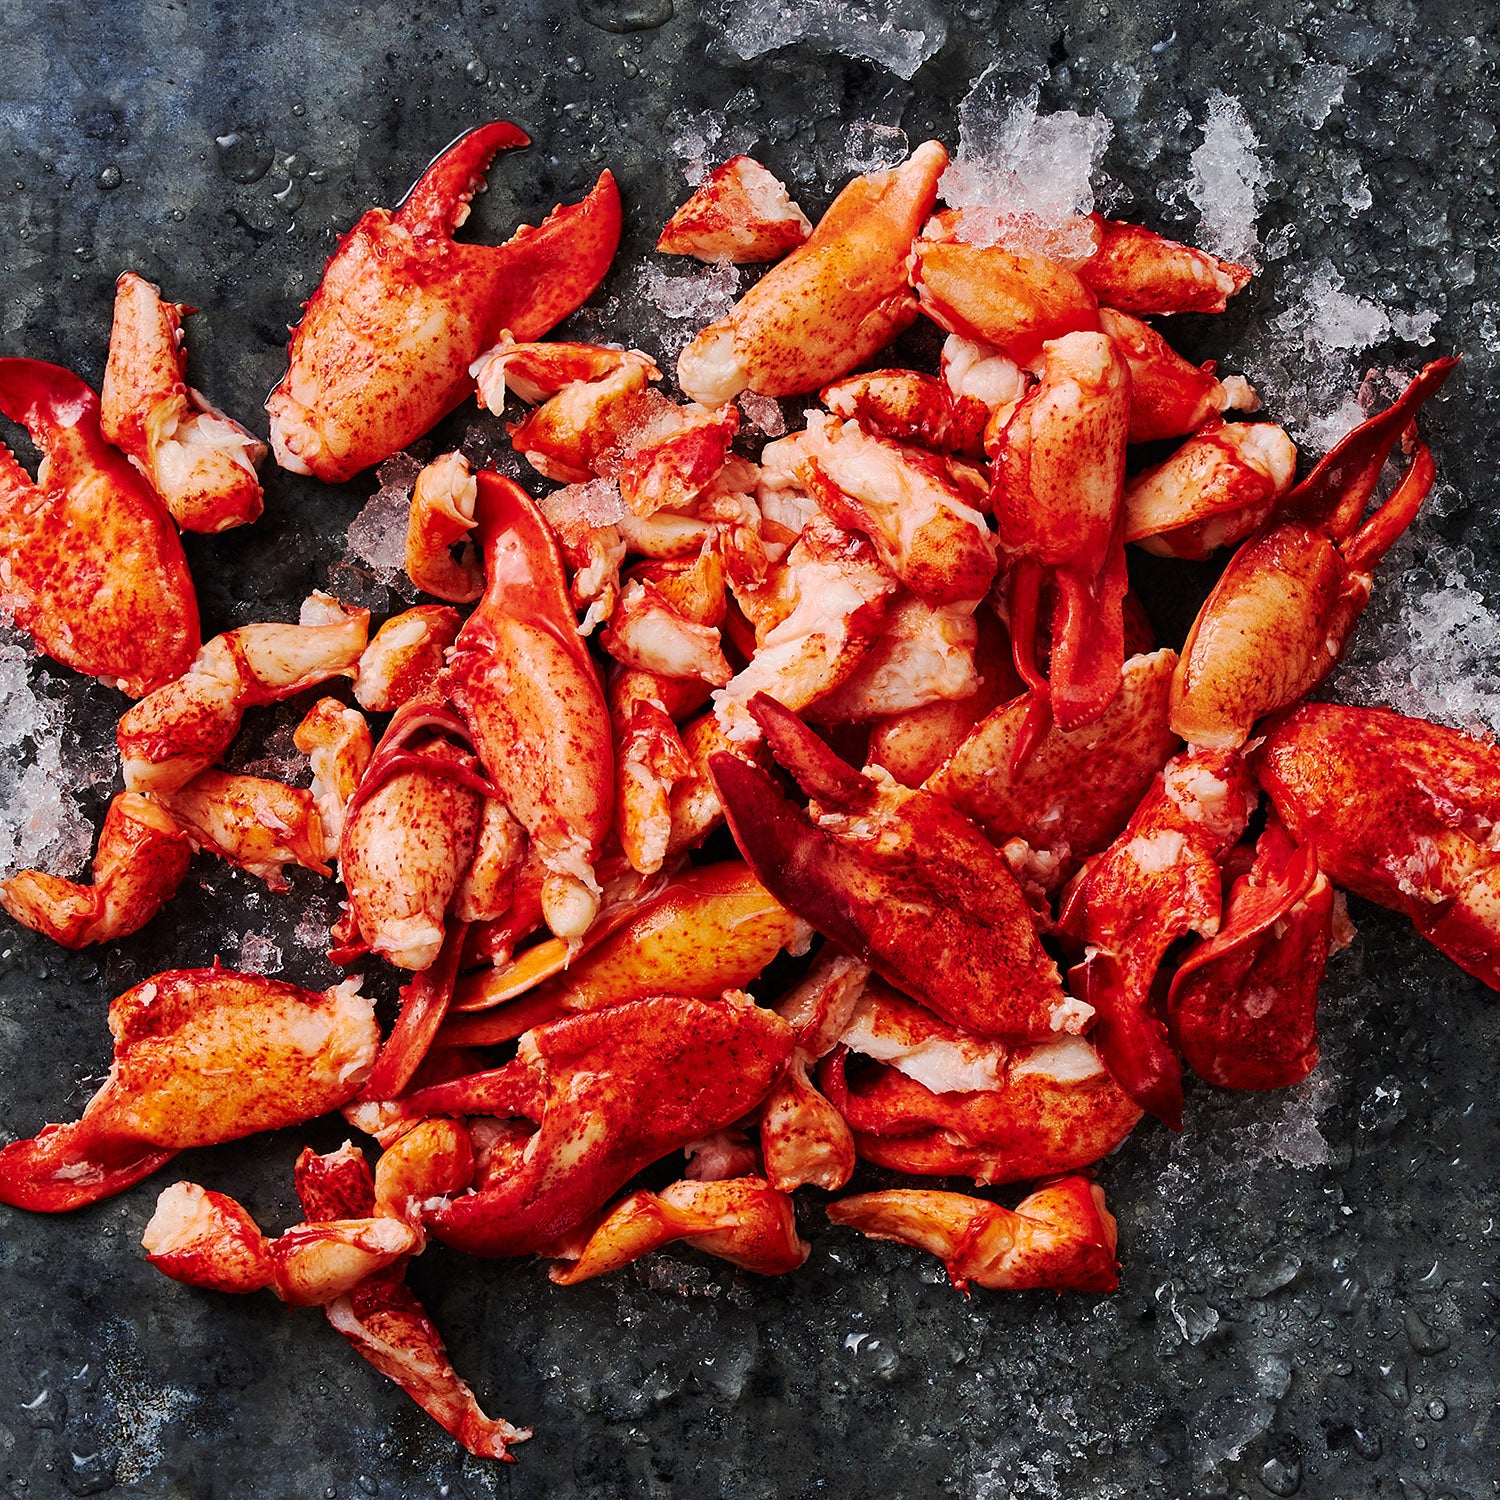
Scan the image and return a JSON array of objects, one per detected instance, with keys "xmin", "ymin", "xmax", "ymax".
[
  {"xmin": 1168, "ymin": 816, "xmax": 1333, "ymax": 1089},
  {"xmin": 444, "ymin": 473, "xmax": 614, "ymax": 942},
  {"xmin": 1065, "ymin": 748, "xmax": 1254, "ymax": 1128},
  {"xmin": 827, "ymin": 1175, "xmax": 1119, "ymax": 1294},
  {"xmin": 656, "ymin": 156, "xmax": 812, "ymax": 263},
  {"xmin": 677, "ymin": 141, "xmax": 948, "ymax": 405},
  {"xmin": 267, "ymin": 123, "xmax": 621, "ymax": 482},
  {"xmin": 820, "ymin": 368, "xmax": 989, "ymax": 458},
  {"xmin": 0, "ymin": 357, "xmax": 200, "ymax": 696},
  {"xmin": 547, "ymin": 1176, "xmax": 808, "ymax": 1283},
  {"xmin": 1078, "ymin": 216, "xmax": 1251, "ymax": 315},
  {"xmin": 1170, "ymin": 358, "xmax": 1457, "ymax": 748},
  {"xmin": 425, "ymin": 994, "xmax": 793, "ymax": 1257},
  {"xmin": 710, "ymin": 693, "xmax": 1069, "ymax": 1037},
  {"xmin": 1254, "ymin": 703, "xmax": 1500, "ymax": 990},
  {"xmin": 0, "ymin": 970, "xmax": 377, "ymax": 1211}
]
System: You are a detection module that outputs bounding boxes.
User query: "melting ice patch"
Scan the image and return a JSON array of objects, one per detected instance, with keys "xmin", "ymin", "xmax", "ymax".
[
  {"xmin": 1187, "ymin": 91, "xmax": 1269, "ymax": 269},
  {"xmin": 718, "ymin": 0, "xmax": 946, "ymax": 81}
]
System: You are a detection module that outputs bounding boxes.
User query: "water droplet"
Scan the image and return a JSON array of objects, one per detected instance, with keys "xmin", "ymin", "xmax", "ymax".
[
  {"xmin": 1258, "ymin": 1455, "xmax": 1301, "ymax": 1496},
  {"xmin": 465, "ymin": 59, "xmax": 489, "ymax": 84},
  {"xmin": 1411, "ymin": 1434, "xmax": 1427, "ymax": 1450},
  {"xmin": 72, "ymin": 245, "xmax": 94, "ymax": 262},
  {"xmin": 282, "ymin": 151, "xmax": 311, "ymax": 180},
  {"xmin": 1413, "ymin": 1260, "xmax": 1448, "ymax": 1290},
  {"xmin": 290, "ymin": 100, "xmax": 306, "ymax": 117},
  {"xmin": 1377, "ymin": 1356, "xmax": 1409, "ymax": 1410},
  {"xmin": 577, "ymin": 0, "xmax": 673, "ymax": 33},
  {"xmin": 356, "ymin": 1477, "xmax": 378, "ymax": 1497},
  {"xmin": 1245, "ymin": 1251, "xmax": 1303, "ymax": 1297},
  {"xmin": 215, "ymin": 126, "xmax": 274, "ymax": 184},
  {"xmin": 1351, "ymin": 1426, "xmax": 1382, "ymax": 1459},
  {"xmin": 1403, "ymin": 1308, "xmax": 1451, "ymax": 1355},
  {"xmin": 564, "ymin": 54, "xmax": 585, "ymax": 73},
  {"xmin": 61, "ymin": 1449, "xmax": 115, "ymax": 1497},
  {"xmin": 1426, "ymin": 1397, "xmax": 1447, "ymax": 1419},
  {"xmin": 95, "ymin": 165, "xmax": 121, "ymax": 190}
]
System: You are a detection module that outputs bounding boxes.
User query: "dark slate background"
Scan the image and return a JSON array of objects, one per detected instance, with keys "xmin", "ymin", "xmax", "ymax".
[{"xmin": 1, "ymin": 1, "xmax": 1497, "ymax": 1496}]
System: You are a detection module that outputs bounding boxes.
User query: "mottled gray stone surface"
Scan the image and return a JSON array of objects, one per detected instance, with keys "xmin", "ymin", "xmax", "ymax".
[{"xmin": 0, "ymin": 2, "xmax": 1497, "ymax": 1496}]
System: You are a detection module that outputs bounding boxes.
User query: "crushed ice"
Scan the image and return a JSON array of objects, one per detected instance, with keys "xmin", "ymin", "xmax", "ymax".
[
  {"xmin": 1187, "ymin": 91, "xmax": 1269, "ymax": 269},
  {"xmin": 717, "ymin": 0, "xmax": 946, "ymax": 82},
  {"xmin": 341, "ymin": 452, "xmax": 423, "ymax": 608}
]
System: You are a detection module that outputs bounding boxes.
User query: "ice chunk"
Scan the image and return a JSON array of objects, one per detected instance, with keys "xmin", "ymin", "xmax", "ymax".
[
  {"xmin": 236, "ymin": 931, "xmax": 284, "ymax": 975},
  {"xmin": 718, "ymin": 0, "xmax": 946, "ymax": 82},
  {"xmin": 1187, "ymin": 91, "xmax": 1268, "ymax": 269},
  {"xmin": 1295, "ymin": 61, "xmax": 1348, "ymax": 129},
  {"xmin": 844, "ymin": 120, "xmax": 909, "ymax": 173},
  {"xmin": 738, "ymin": 392, "xmax": 787, "ymax": 438},
  {"xmin": 668, "ymin": 107, "xmax": 761, "ymax": 186},
  {"xmin": 346, "ymin": 453, "xmax": 421, "ymax": 582},
  {"xmin": 938, "ymin": 74, "xmax": 1112, "ymax": 261}
]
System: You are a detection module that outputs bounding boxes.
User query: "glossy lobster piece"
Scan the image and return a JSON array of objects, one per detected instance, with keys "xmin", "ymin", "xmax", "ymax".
[
  {"xmin": 0, "ymin": 357, "xmax": 199, "ymax": 696},
  {"xmin": 100, "ymin": 271, "xmax": 266, "ymax": 532},
  {"xmin": 443, "ymin": 472, "xmax": 614, "ymax": 941},
  {"xmin": 1078, "ymin": 216, "xmax": 1251, "ymax": 315},
  {"xmin": 426, "ymin": 994, "xmax": 793, "ymax": 1257},
  {"xmin": 828, "ymin": 1175, "xmax": 1119, "ymax": 1293},
  {"xmin": 1170, "ymin": 358, "xmax": 1457, "ymax": 749},
  {"xmin": 710, "ymin": 693, "xmax": 1069, "ymax": 1037},
  {"xmin": 657, "ymin": 156, "xmax": 812, "ymax": 262},
  {"xmin": 1255, "ymin": 703, "xmax": 1500, "ymax": 990},
  {"xmin": 267, "ymin": 123, "xmax": 621, "ymax": 481},
  {"xmin": 0, "ymin": 971, "xmax": 376, "ymax": 1211},
  {"xmin": 677, "ymin": 141, "xmax": 947, "ymax": 404}
]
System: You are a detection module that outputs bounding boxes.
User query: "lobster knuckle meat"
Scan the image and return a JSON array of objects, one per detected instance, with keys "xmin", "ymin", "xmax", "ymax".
[
  {"xmin": 297, "ymin": 1140, "xmax": 378, "ymax": 1222},
  {"xmin": 657, "ymin": 156, "xmax": 813, "ymax": 263},
  {"xmin": 293, "ymin": 698, "xmax": 373, "ymax": 849},
  {"xmin": 794, "ymin": 411, "xmax": 998, "ymax": 607},
  {"xmin": 827, "ymin": 1175, "xmax": 1119, "ymax": 1294},
  {"xmin": 1124, "ymin": 421, "xmax": 1298, "ymax": 560},
  {"xmin": 1168, "ymin": 818, "xmax": 1332, "ymax": 1089},
  {"xmin": 910, "ymin": 238, "xmax": 1102, "ymax": 363},
  {"xmin": 354, "ymin": 604, "xmax": 463, "ymax": 713},
  {"xmin": 1078, "ymin": 215, "xmax": 1251, "ymax": 315},
  {"xmin": 821, "ymin": 368, "xmax": 989, "ymax": 458},
  {"xmin": 425, "ymin": 994, "xmax": 794, "ymax": 1257},
  {"xmin": 471, "ymin": 336, "xmax": 659, "ymax": 413},
  {"xmin": 760, "ymin": 1051, "xmax": 857, "ymax": 1192},
  {"xmin": 404, "ymin": 452, "xmax": 483, "ymax": 602},
  {"xmin": 1255, "ymin": 703, "xmax": 1500, "ymax": 990},
  {"xmin": 677, "ymin": 140, "xmax": 948, "ymax": 405},
  {"xmin": 452, "ymin": 798, "xmax": 526, "ymax": 923},
  {"xmin": 1170, "ymin": 358, "xmax": 1456, "ymax": 750},
  {"xmin": 928, "ymin": 649, "xmax": 1182, "ymax": 893},
  {"xmin": 268, "ymin": 1217, "xmax": 420, "ymax": 1306},
  {"xmin": 711, "ymin": 693, "xmax": 1067, "ymax": 1038},
  {"xmin": 824, "ymin": 1032, "xmax": 1141, "ymax": 1186},
  {"xmin": 374, "ymin": 1117, "xmax": 476, "ymax": 1225},
  {"xmin": 0, "ymin": 791, "xmax": 191, "ymax": 948},
  {"xmin": 612, "ymin": 695, "xmax": 695, "ymax": 875},
  {"xmin": 100, "ymin": 271, "xmax": 266, "ymax": 532},
  {"xmin": 508, "ymin": 361, "xmax": 657, "ymax": 483},
  {"xmin": 0, "ymin": 357, "xmax": 200, "ymax": 696},
  {"xmin": 142, "ymin": 1181, "xmax": 275, "ymax": 1294},
  {"xmin": 616, "ymin": 404, "xmax": 740, "ymax": 518},
  {"xmin": 549, "ymin": 1176, "xmax": 808, "ymax": 1284},
  {"xmin": 600, "ymin": 578, "xmax": 732, "ymax": 686},
  {"xmin": 0, "ymin": 971, "xmax": 378, "ymax": 1211},
  {"xmin": 1069, "ymin": 749, "xmax": 1253, "ymax": 1127},
  {"xmin": 159, "ymin": 769, "xmax": 331, "ymax": 890},
  {"xmin": 267, "ymin": 122, "xmax": 621, "ymax": 482},
  {"xmin": 444, "ymin": 474, "xmax": 613, "ymax": 942},
  {"xmin": 118, "ymin": 593, "xmax": 369, "ymax": 794}
]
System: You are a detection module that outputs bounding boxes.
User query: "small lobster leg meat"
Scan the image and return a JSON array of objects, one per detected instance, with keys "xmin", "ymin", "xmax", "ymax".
[
  {"xmin": 353, "ymin": 606, "xmax": 462, "ymax": 713},
  {"xmin": 100, "ymin": 272, "xmax": 266, "ymax": 532},
  {"xmin": 910, "ymin": 239, "xmax": 1101, "ymax": 363},
  {"xmin": 471, "ymin": 337, "xmax": 659, "ymax": 415},
  {"xmin": 444, "ymin": 474, "xmax": 614, "ymax": 942},
  {"xmin": 1098, "ymin": 309, "xmax": 1258, "ymax": 443},
  {"xmin": 294, "ymin": 1144, "xmax": 529, "ymax": 1460},
  {"xmin": 1170, "ymin": 357, "xmax": 1457, "ymax": 748},
  {"xmin": 339, "ymin": 714, "xmax": 486, "ymax": 972},
  {"xmin": 268, "ymin": 123, "xmax": 621, "ymax": 481},
  {"xmin": 657, "ymin": 156, "xmax": 812, "ymax": 262},
  {"xmin": 293, "ymin": 699, "xmax": 373, "ymax": 850},
  {"xmin": 827, "ymin": 1176, "xmax": 1119, "ymax": 1294},
  {"xmin": 426, "ymin": 994, "xmax": 794, "ymax": 1257},
  {"xmin": 0, "ymin": 970, "xmax": 377, "ymax": 1212},
  {"xmin": 1124, "ymin": 421, "xmax": 1297, "ymax": 560},
  {"xmin": 677, "ymin": 141, "xmax": 948, "ymax": 405},
  {"xmin": 143, "ymin": 1182, "xmax": 417, "ymax": 1305},
  {"xmin": 0, "ymin": 793, "xmax": 191, "ymax": 949},
  {"xmin": 507, "ymin": 363, "xmax": 659, "ymax": 483},
  {"xmin": 0, "ymin": 358, "xmax": 199, "ymax": 696},
  {"xmin": 1254, "ymin": 703, "xmax": 1500, "ymax": 990},
  {"xmin": 404, "ymin": 453, "xmax": 483, "ymax": 603},
  {"xmin": 794, "ymin": 412, "xmax": 998, "ymax": 607},
  {"xmin": 1065, "ymin": 749, "xmax": 1254, "ymax": 1127},
  {"xmin": 822, "ymin": 1032, "xmax": 1142, "ymax": 1185},
  {"xmin": 821, "ymin": 369, "xmax": 989, "ymax": 458},
  {"xmin": 711, "ymin": 693, "xmax": 1067, "ymax": 1037},
  {"xmin": 1168, "ymin": 817, "xmax": 1333, "ymax": 1090},
  {"xmin": 989, "ymin": 330, "xmax": 1132, "ymax": 735},
  {"xmin": 1079, "ymin": 215, "xmax": 1251, "ymax": 314},
  {"xmin": 159, "ymin": 770, "xmax": 330, "ymax": 890},
  {"xmin": 446, "ymin": 863, "xmax": 809, "ymax": 1042},
  {"xmin": 118, "ymin": 593, "xmax": 369, "ymax": 794},
  {"xmin": 610, "ymin": 677, "xmax": 698, "ymax": 876},
  {"xmin": 927, "ymin": 649, "xmax": 1181, "ymax": 895},
  {"xmin": 548, "ymin": 1177, "xmax": 808, "ymax": 1284}
]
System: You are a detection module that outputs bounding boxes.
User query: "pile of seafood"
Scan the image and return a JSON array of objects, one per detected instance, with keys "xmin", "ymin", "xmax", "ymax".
[{"xmin": 0, "ymin": 120, "xmax": 1477, "ymax": 1459}]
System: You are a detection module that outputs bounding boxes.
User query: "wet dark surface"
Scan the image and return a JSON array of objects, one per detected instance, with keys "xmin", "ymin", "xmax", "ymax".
[{"xmin": 1, "ymin": 1, "xmax": 1498, "ymax": 1496}]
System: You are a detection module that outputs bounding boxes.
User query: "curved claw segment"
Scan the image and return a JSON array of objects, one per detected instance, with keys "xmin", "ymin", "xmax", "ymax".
[{"xmin": 0, "ymin": 357, "xmax": 199, "ymax": 696}]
